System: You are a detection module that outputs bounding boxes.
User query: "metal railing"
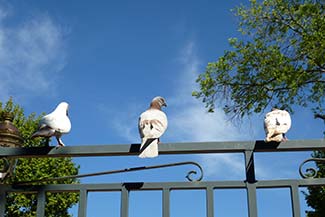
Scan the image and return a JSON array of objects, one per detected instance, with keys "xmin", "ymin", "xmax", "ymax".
[{"xmin": 0, "ymin": 139, "xmax": 325, "ymax": 217}]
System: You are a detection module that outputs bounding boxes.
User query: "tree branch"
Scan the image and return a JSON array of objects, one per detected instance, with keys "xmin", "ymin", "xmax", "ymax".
[{"xmin": 314, "ymin": 113, "xmax": 325, "ymax": 120}]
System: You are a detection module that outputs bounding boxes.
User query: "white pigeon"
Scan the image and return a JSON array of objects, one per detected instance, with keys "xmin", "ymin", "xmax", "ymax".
[
  {"xmin": 264, "ymin": 108, "xmax": 291, "ymax": 142},
  {"xmin": 31, "ymin": 102, "xmax": 71, "ymax": 146},
  {"xmin": 138, "ymin": 96, "xmax": 168, "ymax": 158}
]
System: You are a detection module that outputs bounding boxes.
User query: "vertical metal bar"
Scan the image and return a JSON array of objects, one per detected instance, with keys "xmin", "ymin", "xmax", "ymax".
[
  {"xmin": 245, "ymin": 150, "xmax": 258, "ymax": 217},
  {"xmin": 78, "ymin": 190, "xmax": 88, "ymax": 217},
  {"xmin": 163, "ymin": 188, "xmax": 170, "ymax": 217},
  {"xmin": 0, "ymin": 190, "xmax": 6, "ymax": 216},
  {"xmin": 290, "ymin": 184, "xmax": 301, "ymax": 217},
  {"xmin": 246, "ymin": 184, "xmax": 258, "ymax": 217},
  {"xmin": 36, "ymin": 190, "xmax": 46, "ymax": 217},
  {"xmin": 206, "ymin": 187, "xmax": 214, "ymax": 217},
  {"xmin": 245, "ymin": 151, "xmax": 256, "ymax": 183},
  {"xmin": 121, "ymin": 187, "xmax": 129, "ymax": 217}
]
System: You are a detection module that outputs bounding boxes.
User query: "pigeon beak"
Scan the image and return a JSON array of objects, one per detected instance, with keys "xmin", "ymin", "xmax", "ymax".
[{"xmin": 163, "ymin": 102, "xmax": 167, "ymax": 107}]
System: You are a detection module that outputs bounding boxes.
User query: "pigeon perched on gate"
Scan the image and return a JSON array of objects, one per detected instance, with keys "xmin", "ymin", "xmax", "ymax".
[
  {"xmin": 138, "ymin": 96, "xmax": 168, "ymax": 158},
  {"xmin": 264, "ymin": 108, "xmax": 291, "ymax": 142},
  {"xmin": 31, "ymin": 102, "xmax": 71, "ymax": 146}
]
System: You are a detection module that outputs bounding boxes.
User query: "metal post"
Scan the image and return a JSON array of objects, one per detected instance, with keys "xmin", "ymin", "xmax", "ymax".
[
  {"xmin": 78, "ymin": 189, "xmax": 88, "ymax": 217},
  {"xmin": 121, "ymin": 187, "xmax": 129, "ymax": 217},
  {"xmin": 245, "ymin": 150, "xmax": 258, "ymax": 217},
  {"xmin": 290, "ymin": 184, "xmax": 301, "ymax": 217},
  {"xmin": 246, "ymin": 183, "xmax": 258, "ymax": 217},
  {"xmin": 163, "ymin": 188, "xmax": 170, "ymax": 217},
  {"xmin": 36, "ymin": 190, "xmax": 46, "ymax": 217},
  {"xmin": 206, "ymin": 186, "xmax": 214, "ymax": 217},
  {"xmin": 0, "ymin": 190, "xmax": 6, "ymax": 216},
  {"xmin": 245, "ymin": 151, "xmax": 256, "ymax": 183}
]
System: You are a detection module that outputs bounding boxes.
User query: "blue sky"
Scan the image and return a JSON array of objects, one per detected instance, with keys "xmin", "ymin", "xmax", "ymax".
[{"xmin": 0, "ymin": 0, "xmax": 324, "ymax": 216}]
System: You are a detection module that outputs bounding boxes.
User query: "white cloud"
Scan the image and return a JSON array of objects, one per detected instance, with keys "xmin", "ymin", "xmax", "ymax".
[
  {"xmin": 167, "ymin": 104, "xmax": 244, "ymax": 142},
  {"xmin": 97, "ymin": 103, "xmax": 141, "ymax": 143},
  {"xmin": 165, "ymin": 41, "xmax": 259, "ymax": 179},
  {"xmin": 0, "ymin": 6, "xmax": 65, "ymax": 101},
  {"xmin": 165, "ymin": 41, "xmax": 253, "ymax": 142},
  {"xmin": 199, "ymin": 153, "xmax": 245, "ymax": 180}
]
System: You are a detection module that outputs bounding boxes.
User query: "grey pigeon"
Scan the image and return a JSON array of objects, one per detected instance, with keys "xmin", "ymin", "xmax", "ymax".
[
  {"xmin": 31, "ymin": 102, "xmax": 71, "ymax": 146},
  {"xmin": 138, "ymin": 96, "xmax": 168, "ymax": 158}
]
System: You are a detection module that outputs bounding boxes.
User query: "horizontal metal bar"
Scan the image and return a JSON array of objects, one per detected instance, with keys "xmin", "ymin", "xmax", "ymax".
[
  {"xmin": 2, "ymin": 178, "xmax": 325, "ymax": 193},
  {"xmin": 0, "ymin": 139, "xmax": 324, "ymax": 158},
  {"xmin": 4, "ymin": 181, "xmax": 242, "ymax": 193},
  {"xmin": 256, "ymin": 178, "xmax": 325, "ymax": 188}
]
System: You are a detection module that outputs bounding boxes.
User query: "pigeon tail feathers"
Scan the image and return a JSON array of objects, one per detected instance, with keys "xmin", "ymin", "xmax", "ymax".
[
  {"xmin": 264, "ymin": 108, "xmax": 291, "ymax": 142},
  {"xmin": 139, "ymin": 138, "xmax": 159, "ymax": 158},
  {"xmin": 31, "ymin": 127, "xmax": 56, "ymax": 138}
]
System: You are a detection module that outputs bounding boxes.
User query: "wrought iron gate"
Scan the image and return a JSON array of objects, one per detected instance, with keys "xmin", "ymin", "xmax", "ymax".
[{"xmin": 0, "ymin": 139, "xmax": 325, "ymax": 217}]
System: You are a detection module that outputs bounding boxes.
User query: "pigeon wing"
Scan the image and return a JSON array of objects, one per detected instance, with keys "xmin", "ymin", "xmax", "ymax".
[
  {"xmin": 40, "ymin": 112, "xmax": 71, "ymax": 134},
  {"xmin": 274, "ymin": 110, "xmax": 291, "ymax": 133},
  {"xmin": 139, "ymin": 109, "xmax": 167, "ymax": 139}
]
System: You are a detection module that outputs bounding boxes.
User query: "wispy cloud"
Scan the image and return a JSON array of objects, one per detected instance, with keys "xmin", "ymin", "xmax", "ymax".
[
  {"xmin": 165, "ymin": 40, "xmax": 260, "ymax": 179},
  {"xmin": 0, "ymin": 5, "xmax": 66, "ymax": 101},
  {"xmin": 166, "ymin": 41, "xmax": 252, "ymax": 143},
  {"xmin": 97, "ymin": 103, "xmax": 142, "ymax": 143}
]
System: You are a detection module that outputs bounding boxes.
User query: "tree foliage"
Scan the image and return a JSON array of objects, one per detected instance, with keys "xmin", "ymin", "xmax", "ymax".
[
  {"xmin": 0, "ymin": 98, "xmax": 79, "ymax": 217},
  {"xmin": 193, "ymin": 0, "xmax": 325, "ymax": 118},
  {"xmin": 303, "ymin": 151, "xmax": 325, "ymax": 217},
  {"xmin": 193, "ymin": 0, "xmax": 325, "ymax": 216}
]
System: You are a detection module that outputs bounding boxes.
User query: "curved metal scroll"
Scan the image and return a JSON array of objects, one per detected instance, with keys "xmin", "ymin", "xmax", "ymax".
[
  {"xmin": 299, "ymin": 158, "xmax": 325, "ymax": 178},
  {"xmin": 15, "ymin": 161, "xmax": 203, "ymax": 185}
]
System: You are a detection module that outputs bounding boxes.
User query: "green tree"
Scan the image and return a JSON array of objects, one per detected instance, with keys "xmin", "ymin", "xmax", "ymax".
[
  {"xmin": 303, "ymin": 151, "xmax": 325, "ymax": 217},
  {"xmin": 193, "ymin": 0, "xmax": 325, "ymax": 118},
  {"xmin": 0, "ymin": 98, "xmax": 79, "ymax": 217},
  {"xmin": 192, "ymin": 0, "xmax": 325, "ymax": 216}
]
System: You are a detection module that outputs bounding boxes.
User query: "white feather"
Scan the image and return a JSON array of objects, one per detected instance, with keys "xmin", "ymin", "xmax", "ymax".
[
  {"xmin": 264, "ymin": 109, "xmax": 291, "ymax": 142},
  {"xmin": 40, "ymin": 102, "xmax": 71, "ymax": 133},
  {"xmin": 138, "ymin": 109, "xmax": 168, "ymax": 158},
  {"xmin": 32, "ymin": 102, "xmax": 71, "ymax": 146}
]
